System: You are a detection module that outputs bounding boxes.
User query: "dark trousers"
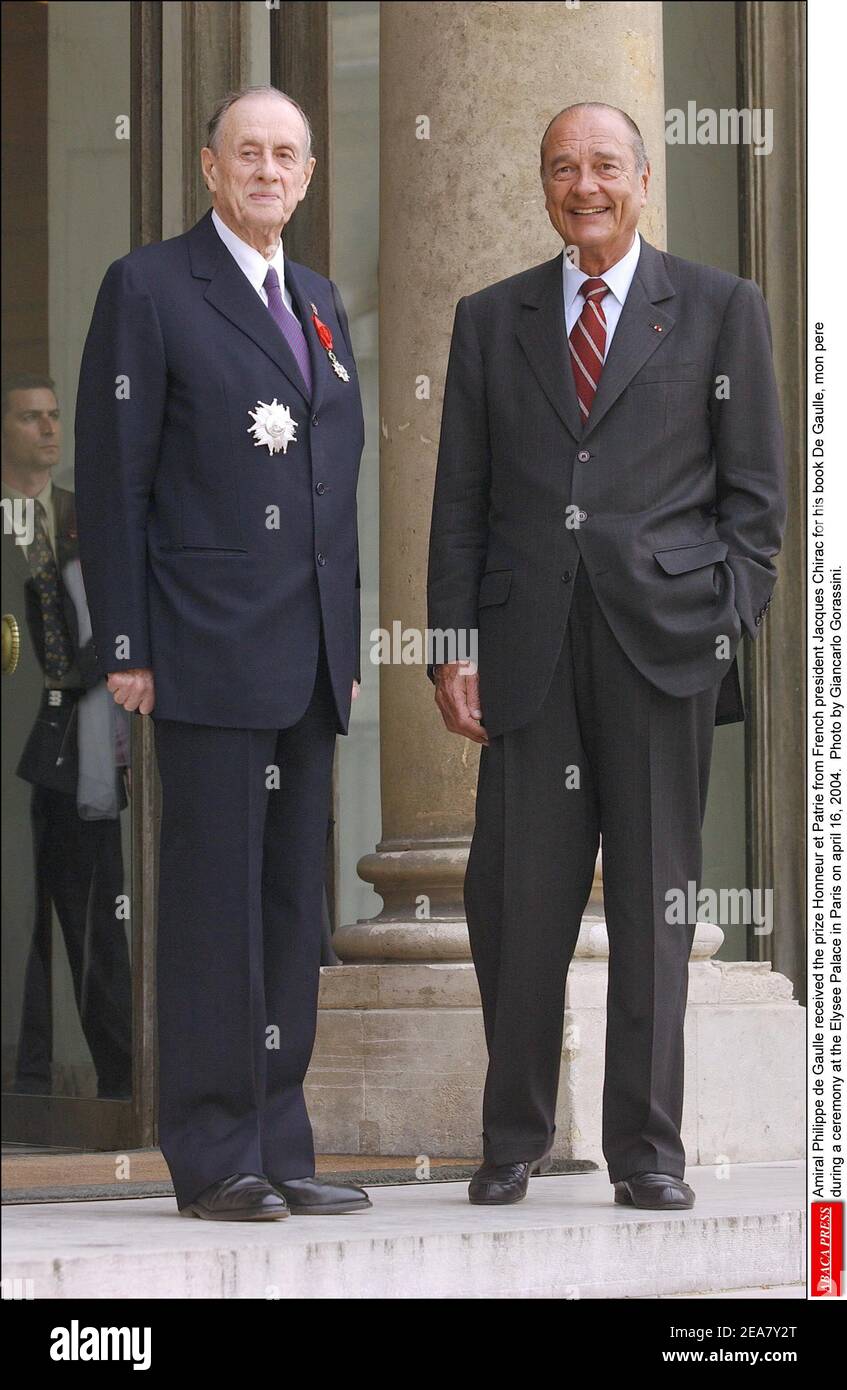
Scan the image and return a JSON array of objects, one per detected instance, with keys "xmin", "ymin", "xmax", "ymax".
[
  {"xmin": 152, "ymin": 638, "xmax": 337, "ymax": 1209},
  {"xmin": 15, "ymin": 784, "xmax": 132, "ymax": 1098},
  {"xmin": 465, "ymin": 560, "xmax": 721, "ymax": 1182}
]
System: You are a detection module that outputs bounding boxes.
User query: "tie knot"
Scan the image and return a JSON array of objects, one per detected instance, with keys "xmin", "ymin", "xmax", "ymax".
[
  {"xmin": 263, "ymin": 266, "xmax": 280, "ymax": 292},
  {"xmin": 581, "ymin": 277, "xmax": 609, "ymax": 301}
]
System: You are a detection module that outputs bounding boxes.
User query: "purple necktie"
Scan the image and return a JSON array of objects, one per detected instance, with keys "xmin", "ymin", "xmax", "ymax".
[{"xmin": 263, "ymin": 265, "xmax": 312, "ymax": 398}]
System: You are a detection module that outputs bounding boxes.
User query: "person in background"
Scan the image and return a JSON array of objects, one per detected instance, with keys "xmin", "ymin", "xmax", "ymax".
[{"xmin": 2, "ymin": 372, "xmax": 131, "ymax": 1100}]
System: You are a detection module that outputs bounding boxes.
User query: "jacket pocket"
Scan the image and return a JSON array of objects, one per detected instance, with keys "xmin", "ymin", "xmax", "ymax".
[
  {"xmin": 653, "ymin": 540, "xmax": 728, "ymax": 574},
  {"xmin": 477, "ymin": 569, "xmax": 513, "ymax": 607},
  {"xmin": 173, "ymin": 546, "xmax": 248, "ymax": 557},
  {"xmin": 632, "ymin": 362, "xmax": 701, "ymax": 385}
]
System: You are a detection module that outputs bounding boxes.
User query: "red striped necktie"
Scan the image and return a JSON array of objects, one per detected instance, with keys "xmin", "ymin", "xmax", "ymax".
[{"xmin": 569, "ymin": 277, "xmax": 610, "ymax": 422}]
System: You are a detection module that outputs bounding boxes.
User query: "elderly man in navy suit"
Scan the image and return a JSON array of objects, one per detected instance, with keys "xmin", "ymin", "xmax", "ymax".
[{"xmin": 75, "ymin": 86, "xmax": 369, "ymax": 1220}]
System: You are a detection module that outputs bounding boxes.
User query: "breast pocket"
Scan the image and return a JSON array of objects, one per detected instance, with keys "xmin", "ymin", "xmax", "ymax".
[{"xmin": 632, "ymin": 362, "xmax": 702, "ymax": 385}]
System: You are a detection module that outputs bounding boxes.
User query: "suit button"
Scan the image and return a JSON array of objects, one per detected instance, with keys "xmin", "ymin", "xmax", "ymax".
[
  {"xmin": 317, "ymin": 552, "xmax": 327, "ymax": 566},
  {"xmin": 561, "ymin": 570, "xmax": 573, "ymax": 583},
  {"xmin": 577, "ymin": 450, "xmax": 591, "ymax": 463},
  {"xmin": 315, "ymin": 482, "xmax": 327, "ymax": 495},
  {"xmin": 312, "ymin": 414, "xmax": 319, "ymax": 426}
]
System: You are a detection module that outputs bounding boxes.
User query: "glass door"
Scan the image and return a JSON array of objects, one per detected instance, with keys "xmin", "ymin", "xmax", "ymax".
[{"xmin": 2, "ymin": 0, "xmax": 151, "ymax": 1150}]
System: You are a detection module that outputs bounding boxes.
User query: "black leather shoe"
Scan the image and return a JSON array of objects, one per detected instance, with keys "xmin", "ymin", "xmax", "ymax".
[
  {"xmin": 179, "ymin": 1173, "xmax": 289, "ymax": 1220},
  {"xmin": 270, "ymin": 1176, "xmax": 372, "ymax": 1214},
  {"xmin": 468, "ymin": 1150, "xmax": 553, "ymax": 1205},
  {"xmin": 613, "ymin": 1172, "xmax": 695, "ymax": 1209}
]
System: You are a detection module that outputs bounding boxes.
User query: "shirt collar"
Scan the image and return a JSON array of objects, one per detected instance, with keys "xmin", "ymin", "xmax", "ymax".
[
  {"xmin": 563, "ymin": 230, "xmax": 642, "ymax": 310},
  {"xmin": 2, "ymin": 474, "xmax": 52, "ymax": 509},
  {"xmin": 211, "ymin": 208, "xmax": 287, "ymax": 296}
]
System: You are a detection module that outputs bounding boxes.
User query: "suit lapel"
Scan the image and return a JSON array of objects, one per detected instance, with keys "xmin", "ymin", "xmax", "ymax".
[
  {"xmin": 0, "ymin": 489, "xmax": 70, "ymax": 583},
  {"xmin": 516, "ymin": 253, "xmax": 583, "ymax": 443},
  {"xmin": 188, "ymin": 210, "xmax": 313, "ymax": 408},
  {"xmin": 583, "ymin": 238, "xmax": 677, "ymax": 437},
  {"xmin": 2, "ymin": 516, "xmax": 32, "ymax": 583}
]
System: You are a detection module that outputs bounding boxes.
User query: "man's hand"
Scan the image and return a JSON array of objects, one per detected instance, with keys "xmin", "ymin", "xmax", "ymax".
[
  {"xmin": 352, "ymin": 680, "xmax": 360, "ymax": 701},
  {"xmin": 434, "ymin": 661, "xmax": 488, "ymax": 745},
  {"xmin": 107, "ymin": 668, "xmax": 155, "ymax": 715}
]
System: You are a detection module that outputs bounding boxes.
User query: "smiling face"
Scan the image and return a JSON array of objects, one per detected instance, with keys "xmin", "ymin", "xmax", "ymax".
[
  {"xmin": 200, "ymin": 92, "xmax": 316, "ymax": 255},
  {"xmin": 541, "ymin": 107, "xmax": 649, "ymax": 274},
  {"xmin": 2, "ymin": 388, "xmax": 61, "ymax": 489}
]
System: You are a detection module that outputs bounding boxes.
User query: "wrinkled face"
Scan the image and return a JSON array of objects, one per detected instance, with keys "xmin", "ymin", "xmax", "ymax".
[
  {"xmin": 201, "ymin": 93, "xmax": 315, "ymax": 241},
  {"xmin": 541, "ymin": 108, "xmax": 649, "ymax": 266},
  {"xmin": 1, "ymin": 388, "xmax": 61, "ymax": 474}
]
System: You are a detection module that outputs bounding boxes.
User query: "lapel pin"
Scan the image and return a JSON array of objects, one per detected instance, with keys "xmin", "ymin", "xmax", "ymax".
[
  {"xmin": 652, "ymin": 323, "xmax": 663, "ymax": 332},
  {"xmin": 310, "ymin": 302, "xmax": 351, "ymax": 382}
]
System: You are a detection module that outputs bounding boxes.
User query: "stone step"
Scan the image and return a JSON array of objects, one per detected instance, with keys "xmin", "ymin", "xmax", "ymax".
[
  {"xmin": 1, "ymin": 1160, "xmax": 805, "ymax": 1300},
  {"xmin": 658, "ymin": 1284, "xmax": 805, "ymax": 1299}
]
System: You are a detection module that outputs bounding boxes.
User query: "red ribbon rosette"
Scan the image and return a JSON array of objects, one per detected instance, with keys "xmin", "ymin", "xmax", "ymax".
[
  {"xmin": 309, "ymin": 302, "xmax": 350, "ymax": 381},
  {"xmin": 312, "ymin": 310, "xmax": 334, "ymax": 352}
]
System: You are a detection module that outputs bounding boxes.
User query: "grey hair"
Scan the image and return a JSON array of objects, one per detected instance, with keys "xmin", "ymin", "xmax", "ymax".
[
  {"xmin": 540, "ymin": 102, "xmax": 648, "ymax": 175},
  {"xmin": 206, "ymin": 85, "xmax": 313, "ymax": 161}
]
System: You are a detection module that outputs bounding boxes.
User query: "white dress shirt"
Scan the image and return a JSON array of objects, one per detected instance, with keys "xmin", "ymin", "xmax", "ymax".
[
  {"xmin": 563, "ymin": 230, "xmax": 642, "ymax": 358},
  {"xmin": 211, "ymin": 207, "xmax": 295, "ymax": 316}
]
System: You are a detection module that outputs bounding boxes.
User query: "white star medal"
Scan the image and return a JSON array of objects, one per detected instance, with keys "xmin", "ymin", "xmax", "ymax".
[{"xmin": 247, "ymin": 398, "xmax": 298, "ymax": 455}]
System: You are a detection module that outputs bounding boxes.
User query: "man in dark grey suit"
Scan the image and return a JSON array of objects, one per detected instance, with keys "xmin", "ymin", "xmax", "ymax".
[{"xmin": 427, "ymin": 103, "xmax": 785, "ymax": 1209}]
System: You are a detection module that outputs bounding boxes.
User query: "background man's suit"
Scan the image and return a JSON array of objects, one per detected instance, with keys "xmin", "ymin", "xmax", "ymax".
[
  {"xmin": 75, "ymin": 208, "xmax": 363, "ymax": 1206},
  {"xmin": 2, "ymin": 484, "xmax": 131, "ymax": 1099},
  {"xmin": 427, "ymin": 238, "xmax": 785, "ymax": 1181}
]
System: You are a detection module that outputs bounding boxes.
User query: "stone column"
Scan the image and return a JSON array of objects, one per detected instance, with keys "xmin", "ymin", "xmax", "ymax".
[{"xmin": 333, "ymin": 0, "xmax": 667, "ymax": 964}]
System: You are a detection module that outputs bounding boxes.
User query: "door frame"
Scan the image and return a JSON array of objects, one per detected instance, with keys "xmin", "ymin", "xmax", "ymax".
[
  {"xmin": 736, "ymin": 0, "xmax": 806, "ymax": 992},
  {"xmin": 2, "ymin": 0, "xmax": 162, "ymax": 1150}
]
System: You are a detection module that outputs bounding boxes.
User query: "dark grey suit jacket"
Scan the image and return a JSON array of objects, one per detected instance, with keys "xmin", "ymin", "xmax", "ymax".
[{"xmin": 426, "ymin": 237, "xmax": 786, "ymax": 738}]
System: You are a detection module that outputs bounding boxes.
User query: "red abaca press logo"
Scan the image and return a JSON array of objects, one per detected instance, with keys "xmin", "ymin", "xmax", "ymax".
[{"xmin": 811, "ymin": 1202, "xmax": 843, "ymax": 1297}]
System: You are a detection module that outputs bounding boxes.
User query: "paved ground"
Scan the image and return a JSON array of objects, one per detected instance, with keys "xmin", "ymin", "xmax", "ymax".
[{"xmin": 1, "ymin": 1160, "xmax": 806, "ymax": 1300}]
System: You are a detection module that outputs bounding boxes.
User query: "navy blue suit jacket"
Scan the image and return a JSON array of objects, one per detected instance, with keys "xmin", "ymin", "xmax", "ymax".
[{"xmin": 74, "ymin": 209, "xmax": 364, "ymax": 731}]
